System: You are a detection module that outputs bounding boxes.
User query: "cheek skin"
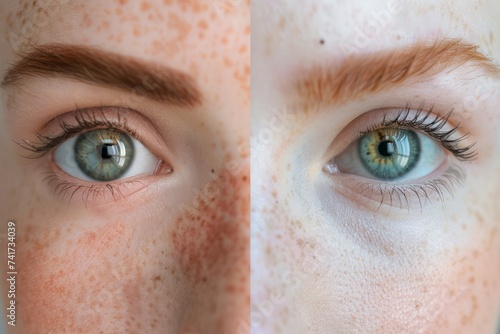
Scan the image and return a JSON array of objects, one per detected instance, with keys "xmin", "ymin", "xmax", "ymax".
[
  {"xmin": 253, "ymin": 174, "xmax": 500, "ymax": 333},
  {"xmin": 173, "ymin": 166, "xmax": 250, "ymax": 333},
  {"xmin": 16, "ymin": 165, "xmax": 250, "ymax": 333},
  {"xmin": 18, "ymin": 215, "xmax": 190, "ymax": 333}
]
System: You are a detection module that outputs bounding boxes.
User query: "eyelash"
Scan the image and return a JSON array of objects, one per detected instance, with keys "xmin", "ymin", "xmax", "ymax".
[
  {"xmin": 361, "ymin": 105, "xmax": 477, "ymax": 161},
  {"xmin": 19, "ymin": 108, "xmax": 150, "ymax": 204},
  {"xmin": 350, "ymin": 166, "xmax": 465, "ymax": 212},
  {"xmin": 20, "ymin": 108, "xmax": 140, "ymax": 159}
]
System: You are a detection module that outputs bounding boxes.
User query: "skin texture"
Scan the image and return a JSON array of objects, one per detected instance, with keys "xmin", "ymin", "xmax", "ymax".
[
  {"xmin": 0, "ymin": 0, "xmax": 249, "ymax": 333},
  {"xmin": 252, "ymin": 1, "xmax": 500, "ymax": 333}
]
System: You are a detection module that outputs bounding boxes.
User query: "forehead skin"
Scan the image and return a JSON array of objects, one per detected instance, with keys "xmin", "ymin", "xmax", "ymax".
[
  {"xmin": 251, "ymin": 0, "xmax": 500, "ymax": 333},
  {"xmin": 0, "ymin": 0, "xmax": 249, "ymax": 333}
]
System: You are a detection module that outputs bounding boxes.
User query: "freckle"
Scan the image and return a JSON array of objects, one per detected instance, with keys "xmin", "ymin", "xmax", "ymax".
[
  {"xmin": 320, "ymin": 39, "xmax": 325, "ymax": 45},
  {"xmin": 197, "ymin": 19, "xmax": 208, "ymax": 30},
  {"xmin": 223, "ymin": 57, "xmax": 233, "ymax": 68},
  {"xmin": 191, "ymin": 2, "xmax": 208, "ymax": 13},
  {"xmin": 141, "ymin": 1, "xmax": 152, "ymax": 11},
  {"xmin": 235, "ymin": 44, "xmax": 246, "ymax": 55},
  {"xmin": 167, "ymin": 13, "xmax": 192, "ymax": 41}
]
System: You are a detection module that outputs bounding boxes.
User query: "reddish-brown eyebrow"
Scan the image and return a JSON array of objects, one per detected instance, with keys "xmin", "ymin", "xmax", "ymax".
[
  {"xmin": 1, "ymin": 44, "xmax": 202, "ymax": 107},
  {"xmin": 295, "ymin": 39, "xmax": 500, "ymax": 107}
]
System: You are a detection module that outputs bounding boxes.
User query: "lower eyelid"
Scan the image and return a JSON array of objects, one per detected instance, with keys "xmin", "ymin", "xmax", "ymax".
[
  {"xmin": 42, "ymin": 168, "xmax": 156, "ymax": 206},
  {"xmin": 326, "ymin": 164, "xmax": 465, "ymax": 213}
]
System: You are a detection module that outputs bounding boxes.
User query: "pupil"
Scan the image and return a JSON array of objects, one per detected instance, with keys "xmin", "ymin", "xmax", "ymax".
[
  {"xmin": 101, "ymin": 144, "xmax": 114, "ymax": 159},
  {"xmin": 378, "ymin": 140, "xmax": 395, "ymax": 157}
]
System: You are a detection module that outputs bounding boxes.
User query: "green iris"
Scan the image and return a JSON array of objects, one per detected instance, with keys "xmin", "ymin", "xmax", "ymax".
[
  {"xmin": 358, "ymin": 128, "xmax": 420, "ymax": 180},
  {"xmin": 74, "ymin": 129, "xmax": 134, "ymax": 181}
]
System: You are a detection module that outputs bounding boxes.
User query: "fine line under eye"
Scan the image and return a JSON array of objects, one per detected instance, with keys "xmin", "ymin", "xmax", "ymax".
[{"xmin": 372, "ymin": 106, "xmax": 477, "ymax": 161}]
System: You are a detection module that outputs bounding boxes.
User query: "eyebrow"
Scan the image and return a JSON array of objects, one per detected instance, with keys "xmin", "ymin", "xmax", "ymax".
[
  {"xmin": 295, "ymin": 39, "xmax": 500, "ymax": 107},
  {"xmin": 1, "ymin": 44, "xmax": 202, "ymax": 107}
]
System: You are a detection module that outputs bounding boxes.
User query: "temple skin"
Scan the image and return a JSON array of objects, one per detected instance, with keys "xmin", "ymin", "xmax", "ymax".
[
  {"xmin": 251, "ymin": 0, "xmax": 500, "ymax": 333},
  {"xmin": 0, "ymin": 0, "xmax": 249, "ymax": 333}
]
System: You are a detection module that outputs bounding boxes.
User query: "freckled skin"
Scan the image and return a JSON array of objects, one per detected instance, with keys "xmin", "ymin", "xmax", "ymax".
[
  {"xmin": 0, "ymin": 0, "xmax": 249, "ymax": 333},
  {"xmin": 252, "ymin": 0, "xmax": 500, "ymax": 333}
]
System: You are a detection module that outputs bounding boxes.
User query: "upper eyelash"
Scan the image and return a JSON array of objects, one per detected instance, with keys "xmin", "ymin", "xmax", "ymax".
[
  {"xmin": 19, "ymin": 107, "xmax": 140, "ymax": 158},
  {"xmin": 361, "ymin": 106, "xmax": 477, "ymax": 161}
]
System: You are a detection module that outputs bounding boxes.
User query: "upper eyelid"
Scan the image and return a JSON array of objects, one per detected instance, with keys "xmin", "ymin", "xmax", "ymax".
[{"xmin": 17, "ymin": 106, "xmax": 167, "ymax": 161}]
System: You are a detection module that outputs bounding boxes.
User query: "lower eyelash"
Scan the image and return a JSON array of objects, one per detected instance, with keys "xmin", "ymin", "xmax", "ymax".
[
  {"xmin": 349, "ymin": 165, "xmax": 465, "ymax": 212},
  {"xmin": 44, "ymin": 171, "xmax": 145, "ymax": 206}
]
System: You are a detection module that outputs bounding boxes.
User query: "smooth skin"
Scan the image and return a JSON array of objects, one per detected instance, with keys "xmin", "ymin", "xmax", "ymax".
[
  {"xmin": 251, "ymin": 0, "xmax": 500, "ymax": 333},
  {"xmin": 0, "ymin": 0, "xmax": 249, "ymax": 333}
]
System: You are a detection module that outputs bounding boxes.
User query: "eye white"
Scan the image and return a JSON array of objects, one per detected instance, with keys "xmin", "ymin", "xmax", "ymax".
[
  {"xmin": 328, "ymin": 131, "xmax": 446, "ymax": 182},
  {"xmin": 53, "ymin": 133, "xmax": 160, "ymax": 182}
]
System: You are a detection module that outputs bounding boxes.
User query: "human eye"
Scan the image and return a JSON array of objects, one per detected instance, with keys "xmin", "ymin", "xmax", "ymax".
[
  {"xmin": 323, "ymin": 106, "xmax": 476, "ymax": 211},
  {"xmin": 20, "ymin": 106, "xmax": 173, "ymax": 203}
]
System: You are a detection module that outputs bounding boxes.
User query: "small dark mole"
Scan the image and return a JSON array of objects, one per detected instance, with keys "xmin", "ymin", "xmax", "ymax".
[
  {"xmin": 320, "ymin": 39, "xmax": 325, "ymax": 45},
  {"xmin": 211, "ymin": 169, "xmax": 215, "ymax": 173}
]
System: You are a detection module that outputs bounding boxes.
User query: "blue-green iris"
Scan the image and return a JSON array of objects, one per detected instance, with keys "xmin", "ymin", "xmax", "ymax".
[
  {"xmin": 74, "ymin": 129, "xmax": 134, "ymax": 181},
  {"xmin": 358, "ymin": 128, "xmax": 420, "ymax": 180}
]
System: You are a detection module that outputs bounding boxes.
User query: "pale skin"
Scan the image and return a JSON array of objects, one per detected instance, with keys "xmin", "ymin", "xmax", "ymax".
[
  {"xmin": 251, "ymin": 0, "xmax": 500, "ymax": 333},
  {"xmin": 0, "ymin": 0, "xmax": 249, "ymax": 333}
]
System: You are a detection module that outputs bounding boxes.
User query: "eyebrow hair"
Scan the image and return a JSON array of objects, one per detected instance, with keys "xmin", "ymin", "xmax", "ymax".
[
  {"xmin": 295, "ymin": 39, "xmax": 500, "ymax": 107},
  {"xmin": 1, "ymin": 44, "xmax": 202, "ymax": 107}
]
